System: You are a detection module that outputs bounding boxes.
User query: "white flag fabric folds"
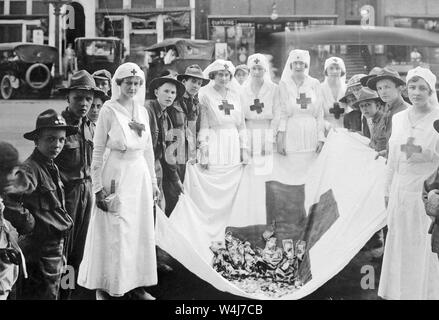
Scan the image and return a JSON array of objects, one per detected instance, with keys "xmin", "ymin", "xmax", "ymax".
[{"xmin": 156, "ymin": 130, "xmax": 387, "ymax": 299}]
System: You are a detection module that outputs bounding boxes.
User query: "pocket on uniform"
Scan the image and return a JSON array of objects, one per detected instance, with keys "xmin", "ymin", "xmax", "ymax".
[
  {"xmin": 62, "ymin": 139, "xmax": 80, "ymax": 168},
  {"xmin": 39, "ymin": 184, "xmax": 60, "ymax": 211}
]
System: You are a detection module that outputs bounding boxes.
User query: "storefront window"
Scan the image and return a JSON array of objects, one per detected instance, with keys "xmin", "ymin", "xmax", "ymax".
[
  {"xmin": 163, "ymin": 12, "xmax": 191, "ymax": 39},
  {"xmin": 32, "ymin": 1, "xmax": 48, "ymax": 15},
  {"xmin": 98, "ymin": 0, "xmax": 123, "ymax": 9},
  {"xmin": 131, "ymin": 0, "xmax": 155, "ymax": 9},
  {"xmin": 209, "ymin": 20, "xmax": 255, "ymax": 65},
  {"xmin": 9, "ymin": 0, "xmax": 26, "ymax": 15},
  {"xmin": 164, "ymin": 0, "xmax": 190, "ymax": 7},
  {"xmin": 103, "ymin": 17, "xmax": 123, "ymax": 39},
  {"xmin": 0, "ymin": 25, "xmax": 22, "ymax": 42},
  {"xmin": 131, "ymin": 17, "xmax": 156, "ymax": 30}
]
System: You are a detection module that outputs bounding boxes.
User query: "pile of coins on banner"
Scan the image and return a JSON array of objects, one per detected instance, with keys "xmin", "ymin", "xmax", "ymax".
[{"xmin": 210, "ymin": 229, "xmax": 307, "ymax": 297}]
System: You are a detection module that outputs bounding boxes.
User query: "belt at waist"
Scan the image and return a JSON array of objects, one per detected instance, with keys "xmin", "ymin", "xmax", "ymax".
[
  {"xmin": 109, "ymin": 149, "xmax": 144, "ymax": 160},
  {"xmin": 208, "ymin": 123, "xmax": 239, "ymax": 130},
  {"xmin": 287, "ymin": 113, "xmax": 316, "ymax": 119},
  {"xmin": 65, "ymin": 176, "xmax": 91, "ymax": 185}
]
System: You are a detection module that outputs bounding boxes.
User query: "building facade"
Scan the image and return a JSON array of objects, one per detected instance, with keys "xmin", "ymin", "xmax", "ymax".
[{"xmin": 0, "ymin": 0, "xmax": 439, "ymax": 77}]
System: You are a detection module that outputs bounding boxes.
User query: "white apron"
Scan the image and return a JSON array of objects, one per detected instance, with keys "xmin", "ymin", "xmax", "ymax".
[
  {"xmin": 198, "ymin": 85, "xmax": 247, "ymax": 167},
  {"xmin": 279, "ymin": 76, "xmax": 325, "ymax": 153},
  {"xmin": 320, "ymin": 80, "xmax": 347, "ymax": 130},
  {"xmin": 379, "ymin": 107, "xmax": 439, "ymax": 300},
  {"xmin": 241, "ymin": 81, "xmax": 280, "ymax": 156},
  {"xmin": 78, "ymin": 102, "xmax": 157, "ymax": 296}
]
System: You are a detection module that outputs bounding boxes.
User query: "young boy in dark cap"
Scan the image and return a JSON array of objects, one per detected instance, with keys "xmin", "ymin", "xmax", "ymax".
[
  {"xmin": 159, "ymin": 65, "xmax": 210, "ymax": 215},
  {"xmin": 145, "ymin": 75, "xmax": 186, "ymax": 216},
  {"xmin": 341, "ymin": 74, "xmax": 367, "ymax": 132},
  {"xmin": 9, "ymin": 109, "xmax": 77, "ymax": 299},
  {"xmin": 353, "ymin": 88, "xmax": 387, "ymax": 153},
  {"xmin": 367, "ymin": 67, "xmax": 410, "ymax": 158},
  {"xmin": 55, "ymin": 70, "xmax": 102, "ymax": 298}
]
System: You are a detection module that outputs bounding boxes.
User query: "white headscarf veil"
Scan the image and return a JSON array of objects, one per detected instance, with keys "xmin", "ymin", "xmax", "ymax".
[
  {"xmin": 280, "ymin": 49, "xmax": 311, "ymax": 85},
  {"xmin": 323, "ymin": 56, "xmax": 347, "ymax": 85},
  {"xmin": 244, "ymin": 53, "xmax": 274, "ymax": 86},
  {"xmin": 110, "ymin": 62, "xmax": 146, "ymax": 118},
  {"xmin": 406, "ymin": 66, "xmax": 439, "ymax": 106},
  {"xmin": 202, "ymin": 59, "xmax": 241, "ymax": 93}
]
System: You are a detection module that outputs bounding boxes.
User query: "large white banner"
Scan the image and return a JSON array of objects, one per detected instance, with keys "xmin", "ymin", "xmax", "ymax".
[{"xmin": 156, "ymin": 130, "xmax": 387, "ymax": 299}]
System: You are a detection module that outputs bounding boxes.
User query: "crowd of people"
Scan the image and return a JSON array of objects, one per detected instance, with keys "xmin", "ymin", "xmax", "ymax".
[{"xmin": 1, "ymin": 48, "xmax": 439, "ymax": 300}]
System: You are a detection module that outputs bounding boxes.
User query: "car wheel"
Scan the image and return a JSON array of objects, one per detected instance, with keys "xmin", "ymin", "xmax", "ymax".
[{"xmin": 0, "ymin": 75, "xmax": 16, "ymax": 100}]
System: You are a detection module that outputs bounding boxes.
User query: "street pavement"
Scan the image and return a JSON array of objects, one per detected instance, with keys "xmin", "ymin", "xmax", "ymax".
[
  {"xmin": 0, "ymin": 99, "xmax": 66, "ymax": 160},
  {"xmin": 0, "ymin": 99, "xmax": 383, "ymax": 300}
]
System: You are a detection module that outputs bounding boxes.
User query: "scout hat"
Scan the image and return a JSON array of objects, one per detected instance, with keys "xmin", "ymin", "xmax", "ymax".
[
  {"xmin": 339, "ymin": 87, "xmax": 357, "ymax": 104},
  {"xmin": 360, "ymin": 67, "xmax": 383, "ymax": 87},
  {"xmin": 366, "ymin": 67, "xmax": 406, "ymax": 91},
  {"xmin": 92, "ymin": 69, "xmax": 112, "ymax": 82},
  {"xmin": 23, "ymin": 109, "xmax": 78, "ymax": 141},
  {"xmin": 0, "ymin": 141, "xmax": 19, "ymax": 172},
  {"xmin": 58, "ymin": 70, "xmax": 103, "ymax": 95},
  {"xmin": 352, "ymin": 87, "xmax": 382, "ymax": 109},
  {"xmin": 177, "ymin": 64, "xmax": 210, "ymax": 86},
  {"xmin": 149, "ymin": 75, "xmax": 186, "ymax": 99},
  {"xmin": 339, "ymin": 73, "xmax": 367, "ymax": 103}
]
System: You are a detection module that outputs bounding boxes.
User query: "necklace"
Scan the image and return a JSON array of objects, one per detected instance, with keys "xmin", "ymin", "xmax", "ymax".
[
  {"xmin": 251, "ymin": 80, "xmax": 263, "ymax": 98},
  {"xmin": 408, "ymin": 107, "xmax": 433, "ymax": 131},
  {"xmin": 127, "ymin": 100, "xmax": 145, "ymax": 137}
]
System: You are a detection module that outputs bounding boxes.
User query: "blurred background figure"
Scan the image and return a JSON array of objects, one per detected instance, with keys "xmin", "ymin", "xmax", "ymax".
[
  {"xmin": 63, "ymin": 43, "xmax": 76, "ymax": 81},
  {"xmin": 234, "ymin": 64, "xmax": 249, "ymax": 86}
]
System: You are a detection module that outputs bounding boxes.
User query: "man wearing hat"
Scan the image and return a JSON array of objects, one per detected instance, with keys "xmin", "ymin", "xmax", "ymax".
[
  {"xmin": 423, "ymin": 119, "xmax": 439, "ymax": 262},
  {"xmin": 145, "ymin": 75, "xmax": 186, "ymax": 216},
  {"xmin": 157, "ymin": 65, "xmax": 210, "ymax": 216},
  {"xmin": 366, "ymin": 67, "xmax": 410, "ymax": 158},
  {"xmin": 9, "ymin": 109, "xmax": 77, "ymax": 299},
  {"xmin": 55, "ymin": 70, "xmax": 102, "ymax": 298}
]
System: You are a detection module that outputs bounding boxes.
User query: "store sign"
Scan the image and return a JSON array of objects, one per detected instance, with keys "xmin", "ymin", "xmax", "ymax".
[
  {"xmin": 309, "ymin": 19, "xmax": 335, "ymax": 25},
  {"xmin": 211, "ymin": 19, "xmax": 236, "ymax": 27}
]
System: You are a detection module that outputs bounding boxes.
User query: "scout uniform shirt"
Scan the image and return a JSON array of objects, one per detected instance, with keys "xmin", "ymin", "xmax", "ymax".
[{"xmin": 55, "ymin": 108, "xmax": 93, "ymax": 184}]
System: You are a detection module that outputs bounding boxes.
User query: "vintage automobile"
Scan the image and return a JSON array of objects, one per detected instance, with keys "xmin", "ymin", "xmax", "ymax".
[
  {"xmin": 0, "ymin": 42, "xmax": 57, "ymax": 99},
  {"xmin": 74, "ymin": 37, "xmax": 123, "ymax": 76},
  {"xmin": 144, "ymin": 38, "xmax": 215, "ymax": 87}
]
